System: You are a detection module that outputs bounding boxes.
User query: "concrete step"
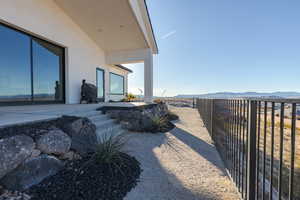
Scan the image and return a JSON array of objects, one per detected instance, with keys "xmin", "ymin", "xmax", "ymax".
[
  {"xmin": 96, "ymin": 124, "xmax": 126, "ymax": 140},
  {"xmin": 88, "ymin": 114, "xmax": 108, "ymax": 122},
  {"xmin": 94, "ymin": 118, "xmax": 117, "ymax": 129},
  {"xmin": 72, "ymin": 110, "xmax": 102, "ymax": 118}
]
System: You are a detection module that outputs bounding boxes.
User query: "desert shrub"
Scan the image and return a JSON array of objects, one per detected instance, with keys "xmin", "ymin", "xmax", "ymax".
[
  {"xmin": 121, "ymin": 93, "xmax": 137, "ymax": 102},
  {"xmin": 153, "ymin": 98, "xmax": 165, "ymax": 104},
  {"xmin": 166, "ymin": 110, "xmax": 179, "ymax": 121},
  {"xmin": 151, "ymin": 116, "xmax": 169, "ymax": 132},
  {"xmin": 94, "ymin": 134, "xmax": 127, "ymax": 164}
]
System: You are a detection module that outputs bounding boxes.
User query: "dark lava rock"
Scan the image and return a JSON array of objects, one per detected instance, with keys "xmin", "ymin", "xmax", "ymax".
[
  {"xmin": 0, "ymin": 116, "xmax": 80, "ymax": 141},
  {"xmin": 61, "ymin": 118, "xmax": 97, "ymax": 155},
  {"xmin": 0, "ymin": 190, "xmax": 31, "ymax": 200},
  {"xmin": 27, "ymin": 153, "xmax": 141, "ymax": 200},
  {"xmin": 36, "ymin": 129, "xmax": 71, "ymax": 155},
  {"xmin": 1, "ymin": 155, "xmax": 63, "ymax": 191},
  {"xmin": 0, "ymin": 135, "xmax": 35, "ymax": 179},
  {"xmin": 105, "ymin": 103, "xmax": 175, "ymax": 133}
]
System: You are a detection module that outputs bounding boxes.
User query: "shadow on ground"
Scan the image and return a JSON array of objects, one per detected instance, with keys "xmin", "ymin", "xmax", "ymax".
[
  {"xmin": 124, "ymin": 131, "xmax": 220, "ymax": 200},
  {"xmin": 169, "ymin": 126, "xmax": 227, "ymax": 174}
]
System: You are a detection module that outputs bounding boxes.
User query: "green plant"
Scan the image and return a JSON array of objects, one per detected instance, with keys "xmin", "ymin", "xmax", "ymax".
[
  {"xmin": 151, "ymin": 116, "xmax": 169, "ymax": 132},
  {"xmin": 153, "ymin": 98, "xmax": 165, "ymax": 104},
  {"xmin": 121, "ymin": 93, "xmax": 137, "ymax": 102},
  {"xmin": 94, "ymin": 134, "xmax": 127, "ymax": 164},
  {"xmin": 166, "ymin": 110, "xmax": 179, "ymax": 121},
  {"xmin": 73, "ymin": 133, "xmax": 130, "ymax": 181}
]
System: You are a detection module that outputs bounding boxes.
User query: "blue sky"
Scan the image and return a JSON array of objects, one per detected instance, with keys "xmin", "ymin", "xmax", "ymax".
[{"xmin": 126, "ymin": 0, "xmax": 300, "ymax": 97}]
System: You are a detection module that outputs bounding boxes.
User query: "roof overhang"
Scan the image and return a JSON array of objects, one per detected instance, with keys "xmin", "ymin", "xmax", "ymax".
[
  {"xmin": 54, "ymin": 0, "xmax": 158, "ymax": 54},
  {"xmin": 114, "ymin": 64, "xmax": 133, "ymax": 73}
]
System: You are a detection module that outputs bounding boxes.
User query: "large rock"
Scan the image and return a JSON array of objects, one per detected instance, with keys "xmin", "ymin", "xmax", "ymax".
[
  {"xmin": 62, "ymin": 118, "xmax": 97, "ymax": 155},
  {"xmin": 106, "ymin": 103, "xmax": 170, "ymax": 132},
  {"xmin": 0, "ymin": 135, "xmax": 35, "ymax": 179},
  {"xmin": 1, "ymin": 155, "xmax": 63, "ymax": 191},
  {"xmin": 36, "ymin": 129, "xmax": 71, "ymax": 155}
]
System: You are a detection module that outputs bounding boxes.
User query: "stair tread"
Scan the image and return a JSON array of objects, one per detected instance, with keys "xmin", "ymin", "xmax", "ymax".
[
  {"xmin": 75, "ymin": 110, "xmax": 101, "ymax": 117},
  {"xmin": 96, "ymin": 124, "xmax": 122, "ymax": 132},
  {"xmin": 94, "ymin": 119, "xmax": 117, "ymax": 127},
  {"xmin": 88, "ymin": 115, "xmax": 108, "ymax": 122}
]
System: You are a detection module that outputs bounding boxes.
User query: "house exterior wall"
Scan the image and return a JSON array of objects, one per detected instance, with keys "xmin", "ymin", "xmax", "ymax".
[{"xmin": 0, "ymin": 0, "xmax": 128, "ymax": 104}]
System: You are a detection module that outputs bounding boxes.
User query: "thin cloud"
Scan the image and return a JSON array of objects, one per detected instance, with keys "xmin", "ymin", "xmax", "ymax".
[{"xmin": 161, "ymin": 30, "xmax": 177, "ymax": 40}]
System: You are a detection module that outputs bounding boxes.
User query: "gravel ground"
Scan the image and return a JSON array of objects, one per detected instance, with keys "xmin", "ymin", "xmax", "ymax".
[
  {"xmin": 124, "ymin": 106, "xmax": 241, "ymax": 200},
  {"xmin": 27, "ymin": 153, "xmax": 141, "ymax": 200}
]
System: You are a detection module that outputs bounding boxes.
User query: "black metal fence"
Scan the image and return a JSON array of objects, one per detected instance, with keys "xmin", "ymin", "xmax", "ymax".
[{"xmin": 196, "ymin": 99, "xmax": 299, "ymax": 200}]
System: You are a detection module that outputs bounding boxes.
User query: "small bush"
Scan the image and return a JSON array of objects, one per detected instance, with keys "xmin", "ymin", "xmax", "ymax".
[
  {"xmin": 166, "ymin": 111, "xmax": 179, "ymax": 121},
  {"xmin": 94, "ymin": 134, "xmax": 127, "ymax": 164},
  {"xmin": 121, "ymin": 93, "xmax": 137, "ymax": 102},
  {"xmin": 153, "ymin": 99, "xmax": 165, "ymax": 104},
  {"xmin": 151, "ymin": 116, "xmax": 169, "ymax": 132}
]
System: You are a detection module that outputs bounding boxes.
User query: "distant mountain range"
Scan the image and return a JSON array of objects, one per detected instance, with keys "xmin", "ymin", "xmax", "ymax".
[{"xmin": 174, "ymin": 92, "xmax": 300, "ymax": 99}]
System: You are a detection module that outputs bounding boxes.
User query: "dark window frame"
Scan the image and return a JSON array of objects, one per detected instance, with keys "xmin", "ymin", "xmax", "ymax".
[
  {"xmin": 0, "ymin": 22, "xmax": 66, "ymax": 106},
  {"xmin": 96, "ymin": 68, "xmax": 105, "ymax": 102},
  {"xmin": 109, "ymin": 72, "xmax": 125, "ymax": 95}
]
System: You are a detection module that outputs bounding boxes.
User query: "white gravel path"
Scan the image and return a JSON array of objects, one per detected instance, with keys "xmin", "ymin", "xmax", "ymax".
[{"xmin": 124, "ymin": 106, "xmax": 241, "ymax": 200}]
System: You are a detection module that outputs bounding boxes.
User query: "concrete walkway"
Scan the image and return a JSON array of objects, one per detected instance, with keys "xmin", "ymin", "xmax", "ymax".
[
  {"xmin": 0, "ymin": 102, "xmax": 147, "ymax": 127},
  {"xmin": 124, "ymin": 106, "xmax": 241, "ymax": 200}
]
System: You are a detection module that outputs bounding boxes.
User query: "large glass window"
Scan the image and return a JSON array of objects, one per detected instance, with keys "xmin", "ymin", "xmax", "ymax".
[
  {"xmin": 0, "ymin": 24, "xmax": 64, "ymax": 104},
  {"xmin": 110, "ymin": 73, "xmax": 124, "ymax": 95},
  {"xmin": 32, "ymin": 38, "xmax": 64, "ymax": 101},
  {"xmin": 96, "ymin": 68, "xmax": 104, "ymax": 101},
  {"xmin": 0, "ymin": 24, "xmax": 31, "ymax": 102}
]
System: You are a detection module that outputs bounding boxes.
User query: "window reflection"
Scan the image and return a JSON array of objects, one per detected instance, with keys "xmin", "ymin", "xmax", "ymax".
[
  {"xmin": 32, "ymin": 39, "xmax": 63, "ymax": 101},
  {"xmin": 97, "ymin": 69, "xmax": 104, "ymax": 99},
  {"xmin": 110, "ymin": 73, "xmax": 124, "ymax": 95},
  {"xmin": 0, "ymin": 25, "xmax": 31, "ymax": 101},
  {"xmin": 0, "ymin": 24, "xmax": 64, "ymax": 104}
]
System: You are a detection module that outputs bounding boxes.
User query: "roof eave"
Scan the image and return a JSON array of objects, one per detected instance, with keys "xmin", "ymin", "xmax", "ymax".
[
  {"xmin": 143, "ymin": 0, "xmax": 158, "ymax": 54},
  {"xmin": 114, "ymin": 64, "xmax": 133, "ymax": 73}
]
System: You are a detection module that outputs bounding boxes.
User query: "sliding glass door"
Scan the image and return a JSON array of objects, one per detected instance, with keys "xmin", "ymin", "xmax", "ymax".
[
  {"xmin": 32, "ymin": 38, "xmax": 64, "ymax": 101},
  {"xmin": 0, "ymin": 24, "xmax": 32, "ymax": 102},
  {"xmin": 0, "ymin": 24, "xmax": 65, "ymax": 105}
]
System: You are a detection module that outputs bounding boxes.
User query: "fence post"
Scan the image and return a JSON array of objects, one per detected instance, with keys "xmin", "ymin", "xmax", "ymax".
[
  {"xmin": 211, "ymin": 99, "xmax": 214, "ymax": 138},
  {"xmin": 247, "ymin": 100, "xmax": 257, "ymax": 200}
]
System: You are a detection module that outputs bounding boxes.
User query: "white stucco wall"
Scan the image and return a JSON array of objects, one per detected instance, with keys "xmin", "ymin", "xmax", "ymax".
[{"xmin": 0, "ymin": 0, "xmax": 122, "ymax": 104}]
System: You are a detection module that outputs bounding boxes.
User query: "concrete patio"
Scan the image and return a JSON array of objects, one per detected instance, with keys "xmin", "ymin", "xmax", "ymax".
[{"xmin": 0, "ymin": 102, "xmax": 147, "ymax": 128}]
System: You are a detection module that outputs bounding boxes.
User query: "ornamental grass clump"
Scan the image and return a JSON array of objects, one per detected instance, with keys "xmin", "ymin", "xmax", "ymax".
[
  {"xmin": 151, "ymin": 116, "xmax": 169, "ymax": 133},
  {"xmin": 94, "ymin": 134, "xmax": 127, "ymax": 165},
  {"xmin": 166, "ymin": 110, "xmax": 179, "ymax": 121}
]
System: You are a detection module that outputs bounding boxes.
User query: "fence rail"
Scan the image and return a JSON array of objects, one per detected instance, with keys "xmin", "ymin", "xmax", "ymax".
[{"xmin": 196, "ymin": 99, "xmax": 299, "ymax": 200}]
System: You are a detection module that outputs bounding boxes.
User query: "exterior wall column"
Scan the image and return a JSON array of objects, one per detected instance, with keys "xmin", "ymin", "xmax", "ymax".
[
  {"xmin": 144, "ymin": 50, "xmax": 153, "ymax": 103},
  {"xmin": 106, "ymin": 48, "xmax": 154, "ymax": 103}
]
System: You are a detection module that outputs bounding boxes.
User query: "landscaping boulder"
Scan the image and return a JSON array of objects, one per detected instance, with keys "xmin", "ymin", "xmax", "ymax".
[
  {"xmin": 62, "ymin": 118, "xmax": 97, "ymax": 155},
  {"xmin": 140, "ymin": 115, "xmax": 155, "ymax": 131},
  {"xmin": 30, "ymin": 149, "xmax": 41, "ymax": 158},
  {"xmin": 0, "ymin": 190, "xmax": 31, "ymax": 200},
  {"xmin": 1, "ymin": 155, "xmax": 63, "ymax": 191},
  {"xmin": 106, "ymin": 103, "xmax": 170, "ymax": 132},
  {"xmin": 36, "ymin": 129, "xmax": 71, "ymax": 155},
  {"xmin": 58, "ymin": 151, "xmax": 81, "ymax": 160},
  {"xmin": 0, "ymin": 135, "xmax": 35, "ymax": 179}
]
